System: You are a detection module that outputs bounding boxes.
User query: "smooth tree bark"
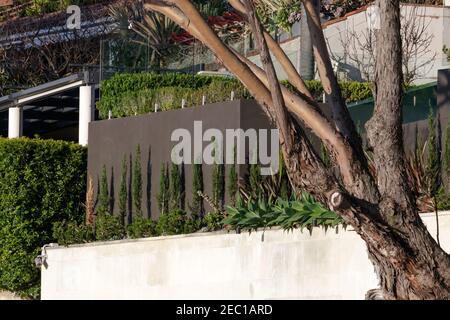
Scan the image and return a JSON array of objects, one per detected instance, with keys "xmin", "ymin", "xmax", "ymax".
[
  {"xmin": 143, "ymin": 0, "xmax": 450, "ymax": 299},
  {"xmin": 299, "ymin": 1, "xmax": 315, "ymax": 81}
]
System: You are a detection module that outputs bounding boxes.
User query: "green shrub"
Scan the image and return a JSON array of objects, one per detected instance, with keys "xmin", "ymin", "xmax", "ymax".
[
  {"xmin": 95, "ymin": 214, "xmax": 125, "ymax": 241},
  {"xmin": 282, "ymin": 80, "xmax": 373, "ymax": 103},
  {"xmin": 0, "ymin": 138, "xmax": 86, "ymax": 298},
  {"xmin": 203, "ymin": 211, "xmax": 223, "ymax": 231},
  {"xmin": 223, "ymin": 193, "xmax": 343, "ymax": 231},
  {"xmin": 156, "ymin": 209, "xmax": 195, "ymax": 236},
  {"xmin": 127, "ymin": 216, "xmax": 158, "ymax": 239},
  {"xmin": 98, "ymin": 72, "xmax": 373, "ymax": 119},
  {"xmin": 52, "ymin": 221, "xmax": 95, "ymax": 246}
]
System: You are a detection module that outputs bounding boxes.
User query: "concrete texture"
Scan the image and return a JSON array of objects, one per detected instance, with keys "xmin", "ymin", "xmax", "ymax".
[
  {"xmin": 0, "ymin": 291, "xmax": 23, "ymax": 300},
  {"xmin": 41, "ymin": 213, "xmax": 450, "ymax": 300}
]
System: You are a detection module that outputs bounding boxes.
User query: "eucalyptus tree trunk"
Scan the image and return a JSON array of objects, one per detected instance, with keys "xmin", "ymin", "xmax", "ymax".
[{"xmin": 363, "ymin": 0, "xmax": 450, "ymax": 299}]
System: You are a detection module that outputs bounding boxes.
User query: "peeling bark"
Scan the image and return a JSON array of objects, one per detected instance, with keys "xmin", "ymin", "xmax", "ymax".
[
  {"xmin": 365, "ymin": 0, "xmax": 450, "ymax": 299},
  {"xmin": 143, "ymin": 0, "xmax": 450, "ymax": 299}
]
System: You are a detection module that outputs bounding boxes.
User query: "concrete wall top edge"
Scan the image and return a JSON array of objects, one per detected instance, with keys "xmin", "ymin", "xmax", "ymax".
[{"xmin": 45, "ymin": 211, "xmax": 450, "ymax": 251}]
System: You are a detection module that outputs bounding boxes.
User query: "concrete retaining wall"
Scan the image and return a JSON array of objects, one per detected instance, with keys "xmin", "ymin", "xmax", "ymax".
[{"xmin": 41, "ymin": 213, "xmax": 450, "ymax": 300}]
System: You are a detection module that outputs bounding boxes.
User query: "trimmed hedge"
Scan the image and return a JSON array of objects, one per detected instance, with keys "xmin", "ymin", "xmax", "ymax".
[
  {"xmin": 0, "ymin": 138, "xmax": 87, "ymax": 299},
  {"xmin": 97, "ymin": 72, "xmax": 374, "ymax": 119}
]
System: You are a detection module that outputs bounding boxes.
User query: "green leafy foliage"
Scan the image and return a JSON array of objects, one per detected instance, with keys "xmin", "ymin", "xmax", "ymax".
[
  {"xmin": 256, "ymin": 0, "xmax": 302, "ymax": 33},
  {"xmin": 95, "ymin": 214, "xmax": 126, "ymax": 241},
  {"xmin": 156, "ymin": 209, "xmax": 197, "ymax": 236},
  {"xmin": 15, "ymin": 0, "xmax": 102, "ymax": 19},
  {"xmin": 203, "ymin": 211, "xmax": 224, "ymax": 231},
  {"xmin": 282, "ymin": 79, "xmax": 373, "ymax": 103},
  {"xmin": 97, "ymin": 73, "xmax": 373, "ymax": 119},
  {"xmin": 223, "ymin": 193, "xmax": 343, "ymax": 231},
  {"xmin": 132, "ymin": 145, "xmax": 143, "ymax": 217},
  {"xmin": 126, "ymin": 216, "xmax": 158, "ymax": 239},
  {"xmin": 0, "ymin": 138, "xmax": 86, "ymax": 298},
  {"xmin": 97, "ymin": 73, "xmax": 250, "ymax": 118},
  {"xmin": 52, "ymin": 221, "xmax": 95, "ymax": 246}
]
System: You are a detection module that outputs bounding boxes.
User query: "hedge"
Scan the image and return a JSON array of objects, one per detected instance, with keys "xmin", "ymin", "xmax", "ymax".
[
  {"xmin": 0, "ymin": 138, "xmax": 87, "ymax": 299},
  {"xmin": 97, "ymin": 72, "xmax": 374, "ymax": 119}
]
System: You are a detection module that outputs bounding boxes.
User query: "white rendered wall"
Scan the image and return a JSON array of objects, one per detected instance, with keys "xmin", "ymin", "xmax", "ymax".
[{"xmin": 41, "ymin": 213, "xmax": 450, "ymax": 300}]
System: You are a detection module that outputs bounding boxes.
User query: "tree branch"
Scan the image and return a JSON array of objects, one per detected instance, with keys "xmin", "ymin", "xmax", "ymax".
[
  {"xmin": 302, "ymin": 0, "xmax": 360, "ymax": 145},
  {"xmin": 243, "ymin": 0, "xmax": 293, "ymax": 151},
  {"xmin": 228, "ymin": 0, "xmax": 313, "ymax": 99}
]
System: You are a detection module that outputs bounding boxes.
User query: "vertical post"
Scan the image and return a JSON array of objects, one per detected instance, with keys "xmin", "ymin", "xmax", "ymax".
[
  {"xmin": 202, "ymin": 95, "xmax": 206, "ymax": 106},
  {"xmin": 231, "ymin": 91, "xmax": 235, "ymax": 101},
  {"xmin": 8, "ymin": 107, "xmax": 22, "ymax": 139},
  {"xmin": 79, "ymin": 85, "xmax": 94, "ymax": 146}
]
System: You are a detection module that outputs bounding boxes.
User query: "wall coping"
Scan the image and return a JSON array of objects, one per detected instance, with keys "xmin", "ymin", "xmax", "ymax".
[{"xmin": 45, "ymin": 211, "xmax": 450, "ymax": 251}]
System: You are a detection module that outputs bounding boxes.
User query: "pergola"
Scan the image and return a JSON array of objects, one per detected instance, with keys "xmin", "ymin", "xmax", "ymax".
[{"xmin": 0, "ymin": 70, "xmax": 99, "ymax": 145}]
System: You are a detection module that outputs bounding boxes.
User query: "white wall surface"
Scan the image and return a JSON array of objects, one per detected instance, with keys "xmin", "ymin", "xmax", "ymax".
[
  {"xmin": 322, "ymin": 4, "xmax": 450, "ymax": 84},
  {"xmin": 41, "ymin": 213, "xmax": 450, "ymax": 300},
  {"xmin": 247, "ymin": 4, "xmax": 450, "ymax": 84}
]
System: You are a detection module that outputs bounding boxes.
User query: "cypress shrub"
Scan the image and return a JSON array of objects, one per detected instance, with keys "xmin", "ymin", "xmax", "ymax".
[
  {"xmin": 189, "ymin": 162, "xmax": 204, "ymax": 216},
  {"xmin": 227, "ymin": 163, "xmax": 238, "ymax": 207},
  {"xmin": 97, "ymin": 165, "xmax": 110, "ymax": 215},
  {"xmin": 169, "ymin": 163, "xmax": 182, "ymax": 211},
  {"xmin": 212, "ymin": 161, "xmax": 225, "ymax": 210},
  {"xmin": 118, "ymin": 155, "xmax": 128, "ymax": 225},
  {"xmin": 157, "ymin": 163, "xmax": 170, "ymax": 214},
  {"xmin": 132, "ymin": 145, "xmax": 143, "ymax": 217}
]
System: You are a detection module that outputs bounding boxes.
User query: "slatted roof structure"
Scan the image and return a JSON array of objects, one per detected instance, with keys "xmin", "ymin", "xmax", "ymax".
[{"xmin": 0, "ymin": 70, "xmax": 99, "ymax": 140}]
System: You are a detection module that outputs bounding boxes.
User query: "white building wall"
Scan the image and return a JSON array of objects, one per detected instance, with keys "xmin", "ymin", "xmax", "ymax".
[
  {"xmin": 323, "ymin": 4, "xmax": 450, "ymax": 84},
  {"xmin": 247, "ymin": 4, "xmax": 450, "ymax": 84}
]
